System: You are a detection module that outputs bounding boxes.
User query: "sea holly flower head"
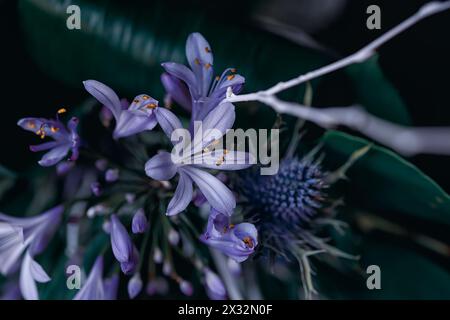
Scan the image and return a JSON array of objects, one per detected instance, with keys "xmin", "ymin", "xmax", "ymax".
[
  {"xmin": 83, "ymin": 80, "xmax": 180, "ymax": 139},
  {"xmin": 161, "ymin": 32, "xmax": 245, "ymax": 123},
  {"xmin": 0, "ymin": 205, "xmax": 64, "ymax": 299},
  {"xmin": 200, "ymin": 209, "xmax": 258, "ymax": 263},
  {"xmin": 145, "ymin": 102, "xmax": 254, "ymax": 216},
  {"xmin": 17, "ymin": 115, "xmax": 80, "ymax": 167}
]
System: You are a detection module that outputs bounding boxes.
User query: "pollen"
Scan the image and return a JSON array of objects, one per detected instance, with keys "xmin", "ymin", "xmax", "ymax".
[
  {"xmin": 142, "ymin": 95, "xmax": 150, "ymax": 100},
  {"xmin": 243, "ymin": 236, "xmax": 254, "ymax": 248},
  {"xmin": 133, "ymin": 99, "xmax": 140, "ymax": 103},
  {"xmin": 27, "ymin": 121, "xmax": 36, "ymax": 129},
  {"xmin": 205, "ymin": 63, "xmax": 212, "ymax": 69},
  {"xmin": 50, "ymin": 126, "xmax": 59, "ymax": 133},
  {"xmin": 194, "ymin": 58, "xmax": 201, "ymax": 65},
  {"xmin": 146, "ymin": 103, "xmax": 157, "ymax": 109},
  {"xmin": 205, "ymin": 47, "xmax": 211, "ymax": 53},
  {"xmin": 227, "ymin": 74, "xmax": 235, "ymax": 81}
]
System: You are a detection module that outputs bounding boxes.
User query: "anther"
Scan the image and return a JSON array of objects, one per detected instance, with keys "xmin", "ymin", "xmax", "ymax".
[
  {"xmin": 57, "ymin": 108, "xmax": 67, "ymax": 114},
  {"xmin": 227, "ymin": 74, "xmax": 235, "ymax": 81},
  {"xmin": 194, "ymin": 58, "xmax": 201, "ymax": 65},
  {"xmin": 205, "ymin": 47, "xmax": 211, "ymax": 53},
  {"xmin": 243, "ymin": 236, "xmax": 254, "ymax": 248},
  {"xmin": 205, "ymin": 63, "xmax": 211, "ymax": 69}
]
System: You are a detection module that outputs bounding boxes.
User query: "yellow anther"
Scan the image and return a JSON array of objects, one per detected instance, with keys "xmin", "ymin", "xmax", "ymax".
[
  {"xmin": 243, "ymin": 236, "xmax": 254, "ymax": 248},
  {"xmin": 230, "ymin": 68, "xmax": 236, "ymax": 73},
  {"xmin": 27, "ymin": 121, "xmax": 36, "ymax": 129},
  {"xmin": 133, "ymin": 99, "xmax": 140, "ymax": 103},
  {"xmin": 215, "ymin": 76, "xmax": 220, "ymax": 81},
  {"xmin": 227, "ymin": 74, "xmax": 235, "ymax": 81},
  {"xmin": 142, "ymin": 95, "xmax": 150, "ymax": 100},
  {"xmin": 194, "ymin": 58, "xmax": 201, "ymax": 65},
  {"xmin": 57, "ymin": 108, "xmax": 67, "ymax": 114},
  {"xmin": 205, "ymin": 47, "xmax": 211, "ymax": 53},
  {"xmin": 146, "ymin": 103, "xmax": 157, "ymax": 109},
  {"xmin": 205, "ymin": 63, "xmax": 212, "ymax": 69},
  {"xmin": 50, "ymin": 126, "xmax": 59, "ymax": 133}
]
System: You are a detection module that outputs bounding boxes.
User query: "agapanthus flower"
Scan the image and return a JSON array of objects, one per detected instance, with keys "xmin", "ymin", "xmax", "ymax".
[
  {"xmin": 128, "ymin": 273, "xmax": 143, "ymax": 299},
  {"xmin": 0, "ymin": 205, "xmax": 64, "ymax": 299},
  {"xmin": 200, "ymin": 209, "xmax": 258, "ymax": 262},
  {"xmin": 240, "ymin": 157, "xmax": 328, "ymax": 257},
  {"xmin": 203, "ymin": 268, "xmax": 226, "ymax": 300},
  {"xmin": 74, "ymin": 256, "xmax": 104, "ymax": 300},
  {"xmin": 17, "ymin": 116, "xmax": 80, "ymax": 167},
  {"xmin": 145, "ymin": 102, "xmax": 253, "ymax": 216},
  {"xmin": 161, "ymin": 32, "xmax": 245, "ymax": 124},
  {"xmin": 109, "ymin": 214, "xmax": 138, "ymax": 274},
  {"xmin": 131, "ymin": 209, "xmax": 148, "ymax": 234},
  {"xmin": 84, "ymin": 80, "xmax": 181, "ymax": 139}
]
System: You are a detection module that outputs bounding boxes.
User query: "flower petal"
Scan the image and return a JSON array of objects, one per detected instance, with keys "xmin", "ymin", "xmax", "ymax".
[
  {"xmin": 38, "ymin": 143, "xmax": 71, "ymax": 167},
  {"xmin": 0, "ymin": 223, "xmax": 25, "ymax": 275},
  {"xmin": 83, "ymin": 80, "xmax": 122, "ymax": 120},
  {"xmin": 181, "ymin": 166, "xmax": 235, "ymax": 215},
  {"xmin": 127, "ymin": 274, "xmax": 143, "ymax": 299},
  {"xmin": 161, "ymin": 73, "xmax": 192, "ymax": 112},
  {"xmin": 154, "ymin": 107, "xmax": 183, "ymax": 140},
  {"xmin": 114, "ymin": 110, "xmax": 157, "ymax": 139},
  {"xmin": 145, "ymin": 151, "xmax": 177, "ymax": 181},
  {"xmin": 74, "ymin": 256, "xmax": 104, "ymax": 300},
  {"xmin": 131, "ymin": 209, "xmax": 148, "ymax": 234},
  {"xmin": 194, "ymin": 150, "xmax": 255, "ymax": 170},
  {"xmin": 110, "ymin": 215, "xmax": 133, "ymax": 263},
  {"xmin": 19, "ymin": 251, "xmax": 40, "ymax": 300},
  {"xmin": 29, "ymin": 257, "xmax": 51, "ymax": 283},
  {"xmin": 161, "ymin": 62, "xmax": 198, "ymax": 97},
  {"xmin": 185, "ymin": 32, "xmax": 214, "ymax": 97},
  {"xmin": 166, "ymin": 172, "xmax": 193, "ymax": 216}
]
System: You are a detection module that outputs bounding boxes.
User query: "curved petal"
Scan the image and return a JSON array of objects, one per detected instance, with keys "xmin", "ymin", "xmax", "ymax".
[
  {"xmin": 38, "ymin": 143, "xmax": 71, "ymax": 167},
  {"xmin": 181, "ymin": 166, "xmax": 235, "ymax": 215},
  {"xmin": 154, "ymin": 107, "xmax": 183, "ymax": 140},
  {"xmin": 29, "ymin": 257, "xmax": 51, "ymax": 283},
  {"xmin": 114, "ymin": 110, "xmax": 157, "ymax": 139},
  {"xmin": 185, "ymin": 32, "xmax": 214, "ymax": 97},
  {"xmin": 83, "ymin": 80, "xmax": 122, "ymax": 120},
  {"xmin": 145, "ymin": 151, "xmax": 178, "ymax": 181},
  {"xmin": 0, "ymin": 223, "xmax": 25, "ymax": 275},
  {"xmin": 161, "ymin": 73, "xmax": 192, "ymax": 112},
  {"xmin": 161, "ymin": 62, "xmax": 198, "ymax": 98},
  {"xmin": 18, "ymin": 118, "xmax": 68, "ymax": 140},
  {"xmin": 110, "ymin": 215, "xmax": 133, "ymax": 263},
  {"xmin": 29, "ymin": 141, "xmax": 60, "ymax": 152},
  {"xmin": 166, "ymin": 172, "xmax": 193, "ymax": 216},
  {"xmin": 19, "ymin": 252, "xmax": 39, "ymax": 300},
  {"xmin": 74, "ymin": 256, "xmax": 104, "ymax": 300}
]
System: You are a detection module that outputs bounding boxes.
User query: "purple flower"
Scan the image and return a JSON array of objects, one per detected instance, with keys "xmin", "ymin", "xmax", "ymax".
[
  {"xmin": 17, "ymin": 116, "xmax": 80, "ymax": 167},
  {"xmin": 74, "ymin": 256, "xmax": 104, "ymax": 300},
  {"xmin": 109, "ymin": 214, "xmax": 138, "ymax": 274},
  {"xmin": 204, "ymin": 269, "xmax": 226, "ymax": 300},
  {"xmin": 90, "ymin": 182, "xmax": 102, "ymax": 196},
  {"xmin": 162, "ymin": 32, "xmax": 245, "ymax": 124},
  {"xmin": 83, "ymin": 80, "xmax": 181, "ymax": 139},
  {"xmin": 201, "ymin": 209, "xmax": 258, "ymax": 263},
  {"xmin": 145, "ymin": 103, "xmax": 253, "ymax": 216},
  {"xmin": 128, "ymin": 273, "xmax": 143, "ymax": 299},
  {"xmin": 131, "ymin": 209, "xmax": 148, "ymax": 234},
  {"xmin": 0, "ymin": 205, "xmax": 64, "ymax": 299},
  {"xmin": 103, "ymin": 273, "xmax": 119, "ymax": 300},
  {"xmin": 105, "ymin": 168, "xmax": 119, "ymax": 182},
  {"xmin": 179, "ymin": 280, "xmax": 193, "ymax": 296}
]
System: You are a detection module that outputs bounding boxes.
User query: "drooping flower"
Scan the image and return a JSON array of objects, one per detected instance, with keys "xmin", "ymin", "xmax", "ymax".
[
  {"xmin": 83, "ymin": 80, "xmax": 181, "ymax": 139},
  {"xmin": 179, "ymin": 280, "xmax": 193, "ymax": 296},
  {"xmin": 161, "ymin": 32, "xmax": 245, "ymax": 124},
  {"xmin": 204, "ymin": 268, "xmax": 226, "ymax": 300},
  {"xmin": 131, "ymin": 209, "xmax": 148, "ymax": 234},
  {"xmin": 105, "ymin": 168, "xmax": 119, "ymax": 182},
  {"xmin": 240, "ymin": 157, "xmax": 328, "ymax": 257},
  {"xmin": 0, "ymin": 205, "xmax": 64, "ymax": 299},
  {"xmin": 17, "ymin": 116, "xmax": 80, "ymax": 167},
  {"xmin": 200, "ymin": 209, "xmax": 258, "ymax": 263},
  {"xmin": 109, "ymin": 214, "xmax": 138, "ymax": 274},
  {"xmin": 74, "ymin": 256, "xmax": 104, "ymax": 300},
  {"xmin": 145, "ymin": 102, "xmax": 253, "ymax": 216},
  {"xmin": 128, "ymin": 273, "xmax": 143, "ymax": 299}
]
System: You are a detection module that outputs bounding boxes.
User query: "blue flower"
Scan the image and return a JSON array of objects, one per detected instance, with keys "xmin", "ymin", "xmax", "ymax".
[
  {"xmin": 203, "ymin": 268, "xmax": 226, "ymax": 300},
  {"xmin": 0, "ymin": 205, "xmax": 64, "ymax": 299},
  {"xmin": 161, "ymin": 32, "xmax": 245, "ymax": 124},
  {"xmin": 17, "ymin": 116, "xmax": 80, "ymax": 167},
  {"xmin": 74, "ymin": 256, "xmax": 105, "ymax": 300},
  {"xmin": 200, "ymin": 209, "xmax": 258, "ymax": 263},
  {"xmin": 109, "ymin": 214, "xmax": 138, "ymax": 275},
  {"xmin": 83, "ymin": 80, "xmax": 181, "ymax": 139},
  {"xmin": 145, "ymin": 103, "xmax": 253, "ymax": 216},
  {"xmin": 131, "ymin": 209, "xmax": 148, "ymax": 234}
]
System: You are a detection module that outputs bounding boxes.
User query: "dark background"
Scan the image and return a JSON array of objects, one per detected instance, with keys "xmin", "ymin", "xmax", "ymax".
[{"xmin": 1, "ymin": 0, "xmax": 449, "ymax": 190}]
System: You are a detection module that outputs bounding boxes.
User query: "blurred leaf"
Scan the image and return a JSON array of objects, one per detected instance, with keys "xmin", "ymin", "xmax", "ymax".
[
  {"xmin": 322, "ymin": 130, "xmax": 450, "ymax": 226},
  {"xmin": 346, "ymin": 55, "xmax": 411, "ymax": 125},
  {"xmin": 0, "ymin": 164, "xmax": 16, "ymax": 201},
  {"xmin": 18, "ymin": 0, "xmax": 325, "ymax": 101}
]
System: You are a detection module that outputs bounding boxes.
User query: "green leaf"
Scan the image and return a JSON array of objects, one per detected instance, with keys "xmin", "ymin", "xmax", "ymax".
[
  {"xmin": 346, "ymin": 55, "xmax": 411, "ymax": 125},
  {"xmin": 18, "ymin": 0, "xmax": 325, "ymax": 100},
  {"xmin": 0, "ymin": 164, "xmax": 17, "ymax": 202},
  {"xmin": 321, "ymin": 130, "xmax": 450, "ymax": 226}
]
